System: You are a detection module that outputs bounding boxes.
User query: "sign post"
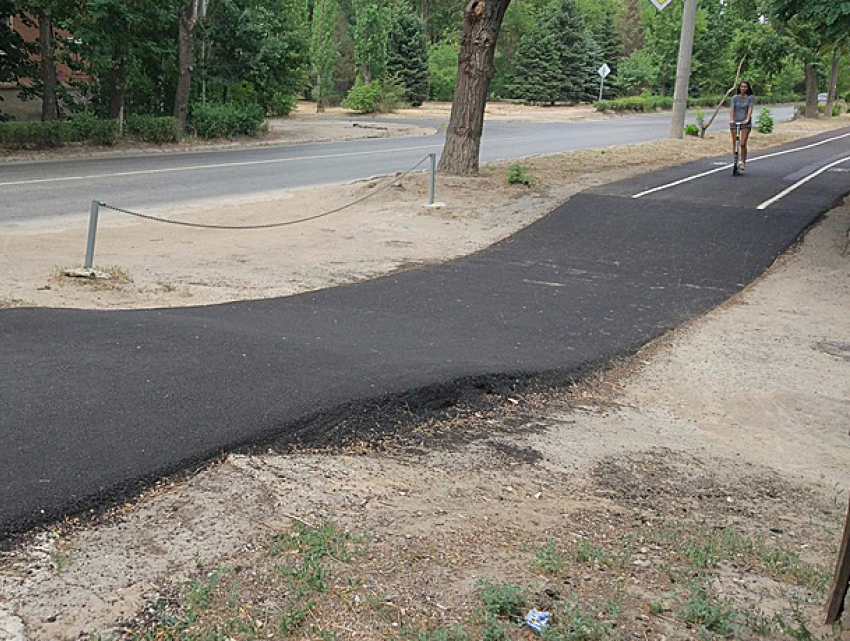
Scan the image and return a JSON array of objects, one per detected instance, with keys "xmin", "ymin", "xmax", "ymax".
[{"xmin": 598, "ymin": 63, "xmax": 611, "ymax": 102}]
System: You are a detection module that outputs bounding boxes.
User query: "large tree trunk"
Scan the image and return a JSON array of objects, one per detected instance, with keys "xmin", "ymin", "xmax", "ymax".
[
  {"xmin": 825, "ymin": 48, "xmax": 840, "ymax": 118},
  {"xmin": 437, "ymin": 0, "xmax": 511, "ymax": 176},
  {"xmin": 107, "ymin": 56, "xmax": 128, "ymax": 121},
  {"xmin": 174, "ymin": 0, "xmax": 201, "ymax": 136},
  {"xmin": 316, "ymin": 80, "xmax": 325, "ymax": 113},
  {"xmin": 37, "ymin": 11, "xmax": 58, "ymax": 121},
  {"xmin": 803, "ymin": 63, "xmax": 819, "ymax": 118}
]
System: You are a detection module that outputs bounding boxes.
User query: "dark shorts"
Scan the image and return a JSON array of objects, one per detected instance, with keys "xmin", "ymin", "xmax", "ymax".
[{"xmin": 730, "ymin": 122, "xmax": 752, "ymax": 131}]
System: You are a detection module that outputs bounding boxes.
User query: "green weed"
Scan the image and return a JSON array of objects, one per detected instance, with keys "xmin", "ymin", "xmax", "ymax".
[
  {"xmin": 676, "ymin": 583, "xmax": 740, "ymax": 639},
  {"xmin": 49, "ymin": 550, "xmax": 73, "ymax": 572},
  {"xmin": 481, "ymin": 613, "xmax": 510, "ymax": 641},
  {"xmin": 535, "ymin": 539, "xmax": 570, "ymax": 575},
  {"xmin": 542, "ymin": 598, "xmax": 621, "ymax": 640},
  {"xmin": 506, "ymin": 163, "xmax": 533, "ymax": 186},
  {"xmin": 478, "ymin": 580, "xmax": 526, "ymax": 620}
]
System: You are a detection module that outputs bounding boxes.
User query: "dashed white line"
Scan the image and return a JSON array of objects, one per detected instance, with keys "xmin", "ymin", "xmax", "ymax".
[
  {"xmin": 756, "ymin": 155, "xmax": 850, "ymax": 210},
  {"xmin": 632, "ymin": 131, "xmax": 850, "ymax": 199}
]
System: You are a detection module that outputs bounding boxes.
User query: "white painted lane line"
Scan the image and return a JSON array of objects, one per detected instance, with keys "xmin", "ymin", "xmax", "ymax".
[
  {"xmin": 756, "ymin": 155, "xmax": 850, "ymax": 210},
  {"xmin": 0, "ymin": 135, "xmax": 534, "ymax": 188},
  {"xmin": 631, "ymin": 164, "xmax": 732, "ymax": 199},
  {"xmin": 0, "ymin": 143, "xmax": 442, "ymax": 187},
  {"xmin": 632, "ymin": 131, "xmax": 850, "ymax": 199}
]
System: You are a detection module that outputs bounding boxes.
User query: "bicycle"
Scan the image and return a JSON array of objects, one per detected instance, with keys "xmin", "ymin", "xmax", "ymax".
[{"xmin": 732, "ymin": 122, "xmax": 742, "ymax": 176}]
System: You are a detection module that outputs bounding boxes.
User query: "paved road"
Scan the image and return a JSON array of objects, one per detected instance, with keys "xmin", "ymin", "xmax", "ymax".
[
  {"xmin": 0, "ymin": 106, "xmax": 796, "ymax": 225},
  {"xmin": 1, "ymin": 127, "xmax": 847, "ymax": 538}
]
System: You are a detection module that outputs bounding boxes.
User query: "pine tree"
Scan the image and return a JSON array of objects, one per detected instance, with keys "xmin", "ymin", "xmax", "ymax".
[
  {"xmin": 591, "ymin": 11, "xmax": 622, "ymax": 98},
  {"xmin": 386, "ymin": 13, "xmax": 429, "ymax": 106},
  {"xmin": 311, "ymin": 0, "xmax": 339, "ymax": 112},
  {"xmin": 582, "ymin": 30, "xmax": 603, "ymax": 102},
  {"xmin": 549, "ymin": 0, "xmax": 592, "ymax": 103},
  {"xmin": 507, "ymin": 19, "xmax": 561, "ymax": 104}
]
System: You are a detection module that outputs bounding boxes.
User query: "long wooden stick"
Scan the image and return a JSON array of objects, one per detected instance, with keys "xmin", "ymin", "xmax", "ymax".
[
  {"xmin": 699, "ymin": 55, "xmax": 747, "ymax": 138},
  {"xmin": 825, "ymin": 494, "xmax": 850, "ymax": 624}
]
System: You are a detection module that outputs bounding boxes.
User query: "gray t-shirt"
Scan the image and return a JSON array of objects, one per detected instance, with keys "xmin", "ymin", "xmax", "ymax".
[{"xmin": 732, "ymin": 95, "xmax": 754, "ymax": 123}]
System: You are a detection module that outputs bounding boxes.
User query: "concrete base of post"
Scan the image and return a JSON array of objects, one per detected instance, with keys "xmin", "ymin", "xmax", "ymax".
[
  {"xmin": 64, "ymin": 268, "xmax": 110, "ymax": 280},
  {"xmin": 423, "ymin": 202, "xmax": 446, "ymax": 209}
]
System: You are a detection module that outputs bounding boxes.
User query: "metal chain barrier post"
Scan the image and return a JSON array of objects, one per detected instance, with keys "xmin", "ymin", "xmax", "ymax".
[
  {"xmin": 84, "ymin": 200, "xmax": 100, "ymax": 269},
  {"xmin": 83, "ymin": 154, "xmax": 437, "ymax": 264},
  {"xmin": 429, "ymin": 153, "xmax": 436, "ymax": 206}
]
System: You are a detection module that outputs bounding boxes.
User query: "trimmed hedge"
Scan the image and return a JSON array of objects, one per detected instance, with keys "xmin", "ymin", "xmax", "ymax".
[
  {"xmin": 190, "ymin": 103, "xmax": 266, "ymax": 138},
  {"xmin": 126, "ymin": 115, "xmax": 179, "ymax": 143},
  {"xmin": 0, "ymin": 115, "xmax": 119, "ymax": 149},
  {"xmin": 595, "ymin": 93, "xmax": 804, "ymax": 112}
]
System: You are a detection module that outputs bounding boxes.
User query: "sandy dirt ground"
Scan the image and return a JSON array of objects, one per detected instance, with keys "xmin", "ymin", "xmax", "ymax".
[
  {"xmin": 2, "ymin": 116, "xmax": 847, "ymax": 312},
  {"xmin": 0, "ymin": 115, "xmax": 849, "ymax": 640},
  {"xmin": 295, "ymin": 100, "xmax": 608, "ymax": 123}
]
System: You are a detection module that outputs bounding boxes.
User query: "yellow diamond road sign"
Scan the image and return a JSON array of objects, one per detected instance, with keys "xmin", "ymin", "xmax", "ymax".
[{"xmin": 650, "ymin": 0, "xmax": 673, "ymax": 10}]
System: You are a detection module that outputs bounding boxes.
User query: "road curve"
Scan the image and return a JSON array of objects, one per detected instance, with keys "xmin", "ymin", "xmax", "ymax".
[{"xmin": 1, "ymin": 126, "xmax": 848, "ymax": 538}]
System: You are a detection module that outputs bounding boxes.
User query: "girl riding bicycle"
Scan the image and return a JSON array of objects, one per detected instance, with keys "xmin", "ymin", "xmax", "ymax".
[{"xmin": 730, "ymin": 81, "xmax": 755, "ymax": 171}]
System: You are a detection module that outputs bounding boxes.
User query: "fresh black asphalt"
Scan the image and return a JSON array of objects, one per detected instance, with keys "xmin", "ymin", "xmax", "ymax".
[{"xmin": 2, "ymin": 127, "xmax": 849, "ymax": 538}]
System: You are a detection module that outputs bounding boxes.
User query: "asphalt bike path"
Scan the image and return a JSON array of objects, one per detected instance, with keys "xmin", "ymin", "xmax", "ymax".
[{"xmin": 1, "ymin": 127, "xmax": 848, "ymax": 537}]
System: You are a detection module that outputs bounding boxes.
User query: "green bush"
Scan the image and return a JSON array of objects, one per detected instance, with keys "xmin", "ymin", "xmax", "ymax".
[
  {"xmin": 69, "ymin": 113, "xmax": 99, "ymax": 142},
  {"xmin": 833, "ymin": 100, "xmax": 847, "ymax": 116},
  {"xmin": 0, "ymin": 117, "xmax": 122, "ymax": 148},
  {"xmin": 595, "ymin": 93, "xmax": 803, "ymax": 113},
  {"xmin": 342, "ymin": 80, "xmax": 382, "ymax": 113},
  {"xmin": 428, "ymin": 41, "xmax": 458, "ymax": 102},
  {"xmin": 127, "ymin": 115, "xmax": 180, "ymax": 143},
  {"xmin": 267, "ymin": 92, "xmax": 299, "ymax": 117},
  {"xmin": 756, "ymin": 108, "xmax": 774, "ymax": 134},
  {"xmin": 190, "ymin": 102, "xmax": 266, "ymax": 138},
  {"xmin": 0, "ymin": 120, "xmax": 70, "ymax": 148},
  {"xmin": 376, "ymin": 80, "xmax": 406, "ymax": 112},
  {"xmin": 506, "ymin": 163, "xmax": 533, "ymax": 186},
  {"xmin": 595, "ymin": 95, "xmax": 673, "ymax": 112},
  {"xmin": 755, "ymin": 93, "xmax": 802, "ymax": 104},
  {"xmin": 89, "ymin": 119, "xmax": 120, "ymax": 145},
  {"xmin": 684, "ymin": 124, "xmax": 699, "ymax": 136}
]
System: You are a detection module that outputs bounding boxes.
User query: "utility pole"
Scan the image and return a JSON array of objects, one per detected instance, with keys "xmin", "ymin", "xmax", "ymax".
[{"xmin": 670, "ymin": 0, "xmax": 698, "ymax": 139}]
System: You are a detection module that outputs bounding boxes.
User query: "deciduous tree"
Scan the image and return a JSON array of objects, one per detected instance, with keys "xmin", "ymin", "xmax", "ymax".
[
  {"xmin": 437, "ymin": 0, "xmax": 511, "ymax": 176},
  {"xmin": 174, "ymin": 0, "xmax": 202, "ymax": 134},
  {"xmin": 311, "ymin": 0, "xmax": 340, "ymax": 112},
  {"xmin": 0, "ymin": 0, "xmax": 33, "ymax": 118},
  {"xmin": 351, "ymin": 0, "xmax": 391, "ymax": 82}
]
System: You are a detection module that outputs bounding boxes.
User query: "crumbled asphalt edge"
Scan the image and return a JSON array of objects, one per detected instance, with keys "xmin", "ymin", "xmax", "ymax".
[{"xmin": 0, "ymin": 350, "xmax": 632, "ymax": 548}]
